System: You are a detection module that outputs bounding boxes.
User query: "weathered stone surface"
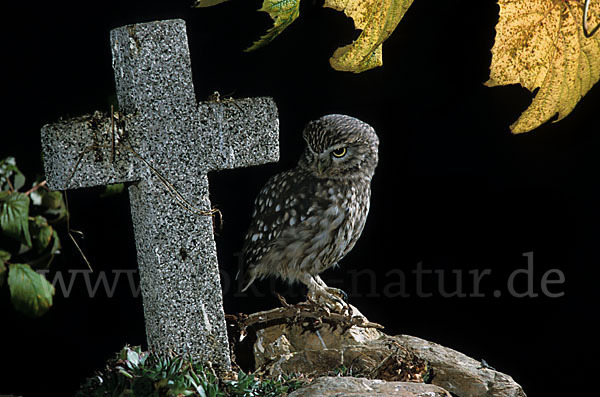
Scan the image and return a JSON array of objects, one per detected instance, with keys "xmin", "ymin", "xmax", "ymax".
[
  {"xmin": 229, "ymin": 304, "xmax": 428, "ymax": 382},
  {"xmin": 396, "ymin": 335, "xmax": 527, "ymax": 397},
  {"xmin": 40, "ymin": 19, "xmax": 279, "ymax": 371},
  {"xmin": 252, "ymin": 304, "xmax": 383, "ymax": 371},
  {"xmin": 229, "ymin": 301, "xmax": 527, "ymax": 397},
  {"xmin": 288, "ymin": 377, "xmax": 451, "ymax": 397}
]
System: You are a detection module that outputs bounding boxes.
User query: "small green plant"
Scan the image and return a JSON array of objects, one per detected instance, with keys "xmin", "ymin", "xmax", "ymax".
[
  {"xmin": 77, "ymin": 346, "xmax": 225, "ymax": 397},
  {"xmin": 0, "ymin": 156, "xmax": 66, "ymax": 317},
  {"xmin": 226, "ymin": 370, "xmax": 305, "ymax": 397},
  {"xmin": 331, "ymin": 364, "xmax": 357, "ymax": 377},
  {"xmin": 78, "ymin": 346, "xmax": 307, "ymax": 396}
]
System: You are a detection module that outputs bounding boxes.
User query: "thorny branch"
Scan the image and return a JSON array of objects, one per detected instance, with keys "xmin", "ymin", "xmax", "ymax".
[{"xmin": 226, "ymin": 298, "xmax": 384, "ymax": 341}]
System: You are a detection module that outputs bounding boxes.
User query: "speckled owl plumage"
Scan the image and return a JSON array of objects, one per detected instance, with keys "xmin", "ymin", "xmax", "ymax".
[{"xmin": 240, "ymin": 114, "xmax": 379, "ymax": 308}]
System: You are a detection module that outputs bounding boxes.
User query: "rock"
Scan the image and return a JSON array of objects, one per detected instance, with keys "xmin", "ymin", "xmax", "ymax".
[
  {"xmin": 288, "ymin": 376, "xmax": 451, "ymax": 397},
  {"xmin": 235, "ymin": 304, "xmax": 428, "ymax": 382},
  {"xmin": 227, "ymin": 301, "xmax": 527, "ymax": 397},
  {"xmin": 395, "ymin": 335, "xmax": 527, "ymax": 397}
]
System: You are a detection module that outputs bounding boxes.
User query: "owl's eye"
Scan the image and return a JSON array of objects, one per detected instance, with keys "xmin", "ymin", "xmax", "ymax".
[{"xmin": 331, "ymin": 147, "xmax": 347, "ymax": 158}]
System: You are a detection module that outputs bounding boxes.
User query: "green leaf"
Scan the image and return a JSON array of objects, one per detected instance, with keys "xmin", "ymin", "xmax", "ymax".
[
  {"xmin": 30, "ymin": 189, "xmax": 43, "ymax": 206},
  {"xmin": 0, "ymin": 249, "xmax": 10, "ymax": 264},
  {"xmin": 196, "ymin": 382, "xmax": 207, "ymax": 397},
  {"xmin": 127, "ymin": 348, "xmax": 140, "ymax": 367},
  {"xmin": 193, "ymin": 0, "xmax": 230, "ymax": 7},
  {"xmin": 40, "ymin": 190, "xmax": 68, "ymax": 221},
  {"xmin": 30, "ymin": 216, "xmax": 53, "ymax": 253},
  {"xmin": 41, "ymin": 190, "xmax": 64, "ymax": 209},
  {"xmin": 0, "ymin": 250, "xmax": 10, "ymax": 287},
  {"xmin": 49, "ymin": 230, "xmax": 61, "ymax": 256},
  {"xmin": 7, "ymin": 263, "xmax": 55, "ymax": 316},
  {"xmin": 13, "ymin": 173, "xmax": 26, "ymax": 191},
  {"xmin": 0, "ymin": 191, "xmax": 32, "ymax": 247},
  {"xmin": 0, "ymin": 157, "xmax": 26, "ymax": 192},
  {"xmin": 245, "ymin": 0, "xmax": 301, "ymax": 52},
  {"xmin": 0, "ymin": 264, "xmax": 5, "ymax": 288},
  {"xmin": 0, "ymin": 250, "xmax": 8, "ymax": 288},
  {"xmin": 100, "ymin": 183, "xmax": 125, "ymax": 198}
]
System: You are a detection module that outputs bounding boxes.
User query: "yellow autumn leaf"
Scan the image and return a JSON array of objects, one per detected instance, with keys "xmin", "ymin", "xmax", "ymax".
[
  {"xmin": 486, "ymin": 0, "xmax": 600, "ymax": 134},
  {"xmin": 324, "ymin": 0, "xmax": 415, "ymax": 73}
]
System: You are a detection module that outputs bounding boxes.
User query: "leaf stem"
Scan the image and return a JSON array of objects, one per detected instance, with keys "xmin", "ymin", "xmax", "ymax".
[
  {"xmin": 24, "ymin": 180, "xmax": 47, "ymax": 196},
  {"xmin": 5, "ymin": 176, "xmax": 15, "ymax": 192}
]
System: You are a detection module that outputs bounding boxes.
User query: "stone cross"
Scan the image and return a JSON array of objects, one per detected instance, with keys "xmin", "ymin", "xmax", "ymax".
[{"xmin": 40, "ymin": 19, "xmax": 279, "ymax": 370}]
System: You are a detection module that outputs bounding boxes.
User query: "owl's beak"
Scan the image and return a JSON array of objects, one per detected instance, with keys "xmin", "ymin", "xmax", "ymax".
[{"xmin": 316, "ymin": 158, "xmax": 326, "ymax": 176}]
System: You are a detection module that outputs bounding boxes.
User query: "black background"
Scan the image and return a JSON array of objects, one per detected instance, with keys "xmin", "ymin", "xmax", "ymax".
[{"xmin": 2, "ymin": 1, "xmax": 598, "ymax": 396}]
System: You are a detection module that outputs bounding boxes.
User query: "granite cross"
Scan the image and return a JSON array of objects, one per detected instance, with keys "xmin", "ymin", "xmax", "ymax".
[{"xmin": 40, "ymin": 19, "xmax": 279, "ymax": 370}]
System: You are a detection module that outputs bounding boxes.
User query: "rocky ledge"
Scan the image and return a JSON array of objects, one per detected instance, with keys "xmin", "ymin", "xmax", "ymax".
[{"xmin": 226, "ymin": 301, "xmax": 527, "ymax": 397}]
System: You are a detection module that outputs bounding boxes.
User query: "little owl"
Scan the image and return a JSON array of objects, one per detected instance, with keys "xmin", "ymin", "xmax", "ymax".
[{"xmin": 239, "ymin": 114, "xmax": 379, "ymax": 309}]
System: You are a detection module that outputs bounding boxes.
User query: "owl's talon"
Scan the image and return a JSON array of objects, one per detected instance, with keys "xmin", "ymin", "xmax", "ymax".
[
  {"xmin": 326, "ymin": 287, "xmax": 348, "ymax": 303},
  {"xmin": 307, "ymin": 288, "xmax": 350, "ymax": 315}
]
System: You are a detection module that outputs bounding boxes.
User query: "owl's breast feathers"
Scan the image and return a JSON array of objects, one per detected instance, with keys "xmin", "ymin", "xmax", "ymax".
[{"xmin": 241, "ymin": 169, "xmax": 371, "ymax": 286}]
